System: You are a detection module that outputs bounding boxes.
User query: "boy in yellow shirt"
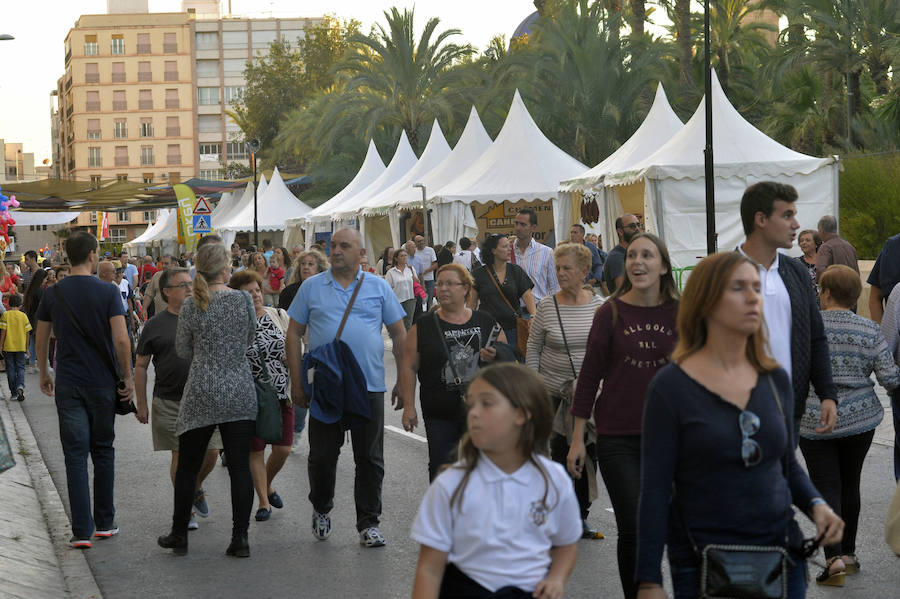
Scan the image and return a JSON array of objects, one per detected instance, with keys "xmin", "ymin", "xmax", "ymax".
[{"xmin": 1, "ymin": 294, "xmax": 32, "ymax": 401}]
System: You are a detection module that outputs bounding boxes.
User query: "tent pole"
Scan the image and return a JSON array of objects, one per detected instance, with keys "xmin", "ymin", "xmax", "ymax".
[
  {"xmin": 413, "ymin": 183, "xmax": 429, "ymax": 244},
  {"xmin": 703, "ymin": 0, "xmax": 716, "ymax": 255}
]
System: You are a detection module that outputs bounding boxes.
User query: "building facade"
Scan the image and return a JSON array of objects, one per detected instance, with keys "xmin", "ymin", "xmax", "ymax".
[{"xmin": 0, "ymin": 140, "xmax": 38, "ymax": 184}]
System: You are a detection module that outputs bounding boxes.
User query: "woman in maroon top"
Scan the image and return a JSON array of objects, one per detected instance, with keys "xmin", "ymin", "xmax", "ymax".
[{"xmin": 568, "ymin": 233, "xmax": 679, "ymax": 599}]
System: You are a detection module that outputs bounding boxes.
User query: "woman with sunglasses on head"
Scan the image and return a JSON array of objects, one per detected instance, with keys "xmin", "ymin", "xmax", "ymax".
[
  {"xmin": 470, "ymin": 234, "xmax": 535, "ymax": 348},
  {"xmin": 568, "ymin": 233, "xmax": 679, "ymax": 599},
  {"xmin": 635, "ymin": 251, "xmax": 844, "ymax": 599}
]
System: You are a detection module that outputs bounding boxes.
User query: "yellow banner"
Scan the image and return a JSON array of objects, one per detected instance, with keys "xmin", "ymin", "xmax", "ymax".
[{"xmin": 174, "ymin": 184, "xmax": 199, "ymax": 253}]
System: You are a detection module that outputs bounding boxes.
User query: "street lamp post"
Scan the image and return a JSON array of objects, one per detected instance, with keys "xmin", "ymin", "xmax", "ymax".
[
  {"xmin": 245, "ymin": 138, "xmax": 260, "ymax": 247},
  {"xmin": 412, "ymin": 183, "xmax": 430, "ymax": 244},
  {"xmin": 703, "ymin": 0, "xmax": 716, "ymax": 255}
]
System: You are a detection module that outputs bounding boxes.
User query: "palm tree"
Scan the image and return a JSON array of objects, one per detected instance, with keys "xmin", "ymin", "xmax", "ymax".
[{"xmin": 315, "ymin": 7, "xmax": 474, "ymax": 153}]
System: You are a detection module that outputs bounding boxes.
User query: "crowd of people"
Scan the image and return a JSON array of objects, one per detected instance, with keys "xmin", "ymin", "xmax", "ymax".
[{"xmin": 17, "ymin": 179, "xmax": 900, "ymax": 598}]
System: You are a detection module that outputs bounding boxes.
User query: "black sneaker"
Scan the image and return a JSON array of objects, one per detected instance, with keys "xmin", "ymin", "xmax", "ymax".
[
  {"xmin": 15, "ymin": 389, "xmax": 24, "ymax": 402},
  {"xmin": 70, "ymin": 536, "xmax": 92, "ymax": 549}
]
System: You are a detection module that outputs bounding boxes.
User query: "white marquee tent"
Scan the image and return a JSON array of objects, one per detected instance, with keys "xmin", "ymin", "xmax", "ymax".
[
  {"xmin": 557, "ymin": 83, "xmax": 684, "ymax": 250},
  {"xmin": 219, "ymin": 168, "xmax": 311, "ymax": 248},
  {"xmin": 294, "ymin": 140, "xmax": 386, "ymax": 249},
  {"xmin": 432, "ymin": 90, "xmax": 587, "ymax": 246},
  {"xmin": 602, "ymin": 70, "xmax": 839, "ymax": 268},
  {"xmin": 124, "ymin": 208, "xmax": 170, "ymax": 255}
]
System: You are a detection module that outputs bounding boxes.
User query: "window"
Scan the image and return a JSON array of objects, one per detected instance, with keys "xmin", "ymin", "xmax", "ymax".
[
  {"xmin": 168, "ymin": 172, "xmax": 181, "ymax": 184},
  {"xmin": 199, "ymin": 169, "xmax": 222, "ymax": 180},
  {"xmin": 116, "ymin": 174, "xmax": 128, "ymax": 182},
  {"xmin": 252, "ymin": 29, "xmax": 277, "ymax": 48},
  {"xmin": 111, "ymin": 62, "xmax": 125, "ymax": 83},
  {"xmin": 88, "ymin": 147, "xmax": 102, "ymax": 167},
  {"xmin": 163, "ymin": 32, "xmax": 177, "ymax": 54},
  {"xmin": 164, "ymin": 60, "xmax": 178, "ymax": 81},
  {"xmin": 111, "ymin": 34, "xmax": 125, "ymax": 55},
  {"xmin": 84, "ymin": 34, "xmax": 98, "ymax": 56},
  {"xmin": 195, "ymin": 32, "xmax": 218, "ymax": 49},
  {"xmin": 115, "ymin": 146, "xmax": 128, "ymax": 167},
  {"xmin": 141, "ymin": 146, "xmax": 154, "ymax": 166},
  {"xmin": 110, "ymin": 227, "xmax": 127, "ymax": 243},
  {"xmin": 223, "ymin": 58, "xmax": 245, "ymax": 75},
  {"xmin": 90, "ymin": 211, "xmax": 98, "ymax": 223},
  {"xmin": 142, "ymin": 210, "xmax": 153, "ymax": 221},
  {"xmin": 280, "ymin": 29, "xmax": 305, "ymax": 44},
  {"xmin": 117, "ymin": 210, "xmax": 130, "ymax": 221},
  {"xmin": 196, "ymin": 59, "xmax": 218, "ymax": 78},
  {"xmin": 139, "ymin": 89, "xmax": 152, "ymax": 110},
  {"xmin": 224, "ymin": 86, "xmax": 244, "ymax": 104},
  {"xmin": 198, "ymin": 114, "xmax": 219, "ymax": 133},
  {"xmin": 166, "ymin": 116, "xmax": 179, "ymax": 137},
  {"xmin": 86, "ymin": 90, "xmax": 100, "ymax": 112},
  {"xmin": 140, "ymin": 118, "xmax": 153, "ymax": 137},
  {"xmin": 87, "ymin": 119, "xmax": 101, "ymax": 139},
  {"xmin": 142, "ymin": 174, "xmax": 154, "ymax": 184},
  {"xmin": 225, "ymin": 114, "xmax": 241, "ymax": 132},
  {"xmin": 138, "ymin": 61, "xmax": 151, "ymax": 82},
  {"xmin": 199, "ymin": 143, "xmax": 221, "ymax": 161},
  {"xmin": 167, "ymin": 144, "xmax": 181, "ymax": 165},
  {"xmin": 114, "ymin": 119, "xmax": 127, "ymax": 138},
  {"xmin": 165, "ymin": 89, "xmax": 179, "ymax": 109},
  {"xmin": 226, "ymin": 141, "xmax": 247, "ymax": 160},
  {"xmin": 222, "ymin": 31, "xmax": 246, "ymax": 49},
  {"xmin": 85, "ymin": 62, "xmax": 99, "ymax": 83},
  {"xmin": 137, "ymin": 33, "xmax": 150, "ymax": 54},
  {"xmin": 197, "ymin": 86, "xmax": 220, "ymax": 105},
  {"xmin": 112, "ymin": 90, "xmax": 127, "ymax": 111}
]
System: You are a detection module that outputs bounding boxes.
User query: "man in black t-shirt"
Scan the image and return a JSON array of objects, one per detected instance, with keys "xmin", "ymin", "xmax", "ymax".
[
  {"xmin": 134, "ymin": 267, "xmax": 221, "ymax": 527},
  {"xmin": 602, "ymin": 213, "xmax": 641, "ymax": 295}
]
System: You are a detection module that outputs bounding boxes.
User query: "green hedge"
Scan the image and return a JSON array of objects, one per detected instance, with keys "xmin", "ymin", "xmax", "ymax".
[{"xmin": 840, "ymin": 153, "xmax": 900, "ymax": 259}]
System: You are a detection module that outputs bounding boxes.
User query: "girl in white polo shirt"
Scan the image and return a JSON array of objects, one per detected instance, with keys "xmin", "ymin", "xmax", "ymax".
[{"xmin": 411, "ymin": 363, "xmax": 581, "ymax": 599}]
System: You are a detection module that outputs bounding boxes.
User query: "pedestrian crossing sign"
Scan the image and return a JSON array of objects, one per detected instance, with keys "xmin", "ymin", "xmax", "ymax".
[
  {"xmin": 193, "ymin": 197, "xmax": 212, "ymax": 215},
  {"xmin": 192, "ymin": 214, "xmax": 211, "ymax": 233}
]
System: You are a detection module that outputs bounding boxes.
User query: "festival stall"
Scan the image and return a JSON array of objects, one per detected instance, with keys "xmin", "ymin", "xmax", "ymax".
[{"xmin": 123, "ymin": 208, "xmax": 171, "ymax": 256}]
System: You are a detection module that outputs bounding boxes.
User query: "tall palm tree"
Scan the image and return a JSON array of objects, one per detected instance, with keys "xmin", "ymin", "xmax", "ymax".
[{"xmin": 315, "ymin": 7, "xmax": 474, "ymax": 153}]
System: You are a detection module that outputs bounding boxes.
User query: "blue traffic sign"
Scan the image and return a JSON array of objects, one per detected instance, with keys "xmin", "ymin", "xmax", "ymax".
[{"xmin": 192, "ymin": 214, "xmax": 211, "ymax": 233}]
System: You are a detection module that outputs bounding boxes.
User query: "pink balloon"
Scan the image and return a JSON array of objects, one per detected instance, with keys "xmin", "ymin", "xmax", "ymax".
[{"xmin": 8, "ymin": 197, "xmax": 18, "ymax": 207}]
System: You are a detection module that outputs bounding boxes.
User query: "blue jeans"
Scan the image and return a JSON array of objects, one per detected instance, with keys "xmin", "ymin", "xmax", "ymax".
[
  {"xmin": 27, "ymin": 332, "xmax": 36, "ymax": 365},
  {"xmin": 670, "ymin": 554, "xmax": 807, "ymax": 599},
  {"xmin": 293, "ymin": 405, "xmax": 308, "ymax": 435},
  {"xmin": 425, "ymin": 280, "xmax": 435, "ymax": 308},
  {"xmin": 55, "ymin": 385, "xmax": 117, "ymax": 538},
  {"xmin": 5, "ymin": 351, "xmax": 25, "ymax": 393},
  {"xmin": 423, "ymin": 417, "xmax": 466, "ymax": 482}
]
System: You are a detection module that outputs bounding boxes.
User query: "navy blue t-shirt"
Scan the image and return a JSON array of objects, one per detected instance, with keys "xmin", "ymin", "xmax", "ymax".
[
  {"xmin": 868, "ymin": 233, "xmax": 900, "ymax": 301},
  {"xmin": 36, "ymin": 275, "xmax": 125, "ymax": 388}
]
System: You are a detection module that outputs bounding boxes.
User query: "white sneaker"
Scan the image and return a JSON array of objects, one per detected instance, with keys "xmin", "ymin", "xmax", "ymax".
[
  {"xmin": 188, "ymin": 514, "xmax": 199, "ymax": 530},
  {"xmin": 311, "ymin": 510, "xmax": 331, "ymax": 540},
  {"xmin": 291, "ymin": 437, "xmax": 302, "ymax": 453},
  {"xmin": 359, "ymin": 527, "xmax": 386, "ymax": 548}
]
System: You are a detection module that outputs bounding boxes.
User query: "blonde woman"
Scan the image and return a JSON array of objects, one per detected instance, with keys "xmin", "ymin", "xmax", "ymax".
[{"xmin": 158, "ymin": 242, "xmax": 257, "ymax": 558}]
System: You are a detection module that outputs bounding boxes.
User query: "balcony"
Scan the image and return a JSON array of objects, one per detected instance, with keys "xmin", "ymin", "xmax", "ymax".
[
  {"xmin": 84, "ymin": 74, "xmax": 99, "ymax": 83},
  {"xmin": 65, "ymin": 49, "xmax": 72, "ymax": 64},
  {"xmin": 115, "ymin": 157, "xmax": 129, "ymax": 167},
  {"xmin": 86, "ymin": 101, "xmax": 100, "ymax": 112},
  {"xmin": 112, "ymin": 72, "xmax": 126, "ymax": 83},
  {"xmin": 165, "ymin": 99, "xmax": 179, "ymax": 109},
  {"xmin": 138, "ymin": 72, "xmax": 152, "ymax": 82},
  {"xmin": 137, "ymin": 43, "xmax": 151, "ymax": 54},
  {"xmin": 163, "ymin": 43, "xmax": 177, "ymax": 53},
  {"xmin": 167, "ymin": 154, "xmax": 181, "ymax": 165},
  {"xmin": 139, "ymin": 100, "xmax": 153, "ymax": 110},
  {"xmin": 166, "ymin": 127, "xmax": 180, "ymax": 137},
  {"xmin": 113, "ymin": 101, "xmax": 127, "ymax": 111},
  {"xmin": 164, "ymin": 71, "xmax": 178, "ymax": 81}
]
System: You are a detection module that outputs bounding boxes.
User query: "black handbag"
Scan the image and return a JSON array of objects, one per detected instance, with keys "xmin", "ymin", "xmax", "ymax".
[
  {"xmin": 678, "ymin": 375, "xmax": 790, "ymax": 599},
  {"xmin": 254, "ymin": 369, "xmax": 282, "ymax": 443}
]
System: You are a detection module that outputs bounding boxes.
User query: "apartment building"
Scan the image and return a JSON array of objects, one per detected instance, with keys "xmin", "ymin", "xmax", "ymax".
[{"xmin": 0, "ymin": 140, "xmax": 38, "ymax": 184}]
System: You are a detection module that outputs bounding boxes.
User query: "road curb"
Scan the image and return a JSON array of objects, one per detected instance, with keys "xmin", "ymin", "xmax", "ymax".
[{"xmin": 6, "ymin": 399, "xmax": 103, "ymax": 599}]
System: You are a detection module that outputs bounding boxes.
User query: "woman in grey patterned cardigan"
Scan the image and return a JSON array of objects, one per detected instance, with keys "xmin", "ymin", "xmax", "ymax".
[
  {"xmin": 799, "ymin": 265, "xmax": 900, "ymax": 586},
  {"xmin": 158, "ymin": 242, "xmax": 257, "ymax": 557}
]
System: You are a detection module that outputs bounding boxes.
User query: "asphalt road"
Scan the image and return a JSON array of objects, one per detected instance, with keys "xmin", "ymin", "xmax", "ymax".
[{"xmin": 18, "ymin": 350, "xmax": 900, "ymax": 599}]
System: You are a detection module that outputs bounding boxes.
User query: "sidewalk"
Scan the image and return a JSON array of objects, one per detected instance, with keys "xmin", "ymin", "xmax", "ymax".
[{"xmin": 0, "ymin": 397, "xmax": 102, "ymax": 599}]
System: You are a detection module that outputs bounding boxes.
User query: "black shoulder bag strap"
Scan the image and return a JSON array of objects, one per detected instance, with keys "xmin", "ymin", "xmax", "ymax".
[
  {"xmin": 431, "ymin": 312, "xmax": 462, "ymax": 386},
  {"xmin": 335, "ymin": 273, "xmax": 365, "ymax": 342},
  {"xmin": 553, "ymin": 296, "xmax": 578, "ymax": 380},
  {"xmin": 487, "ymin": 265, "xmax": 519, "ymax": 321},
  {"xmin": 52, "ymin": 285, "xmax": 123, "ymax": 383}
]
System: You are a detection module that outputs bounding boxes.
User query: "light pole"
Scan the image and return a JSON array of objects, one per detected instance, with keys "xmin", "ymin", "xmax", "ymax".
[
  {"xmin": 703, "ymin": 0, "xmax": 716, "ymax": 255},
  {"xmin": 245, "ymin": 138, "xmax": 260, "ymax": 247},
  {"xmin": 412, "ymin": 183, "xmax": 430, "ymax": 245}
]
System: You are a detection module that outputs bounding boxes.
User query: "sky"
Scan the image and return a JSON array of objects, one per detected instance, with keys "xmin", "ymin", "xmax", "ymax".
[{"xmin": 0, "ymin": 0, "xmax": 540, "ymax": 165}]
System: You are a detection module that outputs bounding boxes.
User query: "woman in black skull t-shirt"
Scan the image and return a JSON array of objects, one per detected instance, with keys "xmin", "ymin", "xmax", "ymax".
[{"xmin": 400, "ymin": 264, "xmax": 505, "ymax": 481}]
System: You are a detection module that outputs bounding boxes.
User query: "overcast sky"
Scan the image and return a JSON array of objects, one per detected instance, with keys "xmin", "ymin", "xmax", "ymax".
[{"xmin": 0, "ymin": 0, "xmax": 539, "ymax": 165}]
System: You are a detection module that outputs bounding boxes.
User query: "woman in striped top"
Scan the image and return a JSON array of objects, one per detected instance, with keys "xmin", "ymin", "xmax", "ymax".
[
  {"xmin": 526, "ymin": 242, "xmax": 603, "ymax": 538},
  {"xmin": 799, "ymin": 265, "xmax": 900, "ymax": 586}
]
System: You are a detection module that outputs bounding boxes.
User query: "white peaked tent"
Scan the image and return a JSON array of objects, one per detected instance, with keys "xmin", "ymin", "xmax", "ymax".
[
  {"xmin": 391, "ymin": 106, "xmax": 493, "ymax": 247},
  {"xmin": 433, "ymin": 90, "xmax": 587, "ymax": 246},
  {"xmin": 214, "ymin": 181, "xmax": 258, "ymax": 241},
  {"xmin": 359, "ymin": 120, "xmax": 452, "ymax": 250},
  {"xmin": 557, "ymin": 83, "xmax": 684, "ymax": 250},
  {"xmin": 219, "ymin": 168, "xmax": 312, "ymax": 248},
  {"xmin": 209, "ymin": 190, "xmax": 235, "ymax": 224},
  {"xmin": 124, "ymin": 209, "xmax": 168, "ymax": 255},
  {"xmin": 145, "ymin": 208, "xmax": 178, "ymax": 256},
  {"xmin": 603, "ymin": 70, "xmax": 839, "ymax": 268},
  {"xmin": 295, "ymin": 140, "xmax": 386, "ymax": 249}
]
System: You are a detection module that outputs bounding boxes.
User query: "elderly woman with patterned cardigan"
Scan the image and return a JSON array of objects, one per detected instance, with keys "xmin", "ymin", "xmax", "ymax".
[{"xmin": 799, "ymin": 265, "xmax": 900, "ymax": 586}]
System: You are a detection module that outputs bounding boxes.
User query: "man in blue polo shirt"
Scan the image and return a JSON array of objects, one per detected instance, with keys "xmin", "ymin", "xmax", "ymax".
[{"xmin": 286, "ymin": 227, "xmax": 406, "ymax": 548}]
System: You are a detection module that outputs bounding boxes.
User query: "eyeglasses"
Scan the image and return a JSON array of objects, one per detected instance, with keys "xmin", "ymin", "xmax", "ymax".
[
  {"xmin": 435, "ymin": 281, "xmax": 466, "ymax": 288},
  {"xmin": 165, "ymin": 282, "xmax": 192, "ymax": 290},
  {"xmin": 622, "ymin": 222, "xmax": 641, "ymax": 231},
  {"xmin": 739, "ymin": 410, "xmax": 761, "ymax": 467}
]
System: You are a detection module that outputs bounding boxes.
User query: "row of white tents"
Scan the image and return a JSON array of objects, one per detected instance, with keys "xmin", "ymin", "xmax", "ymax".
[{"xmin": 289, "ymin": 70, "xmax": 838, "ymax": 269}]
